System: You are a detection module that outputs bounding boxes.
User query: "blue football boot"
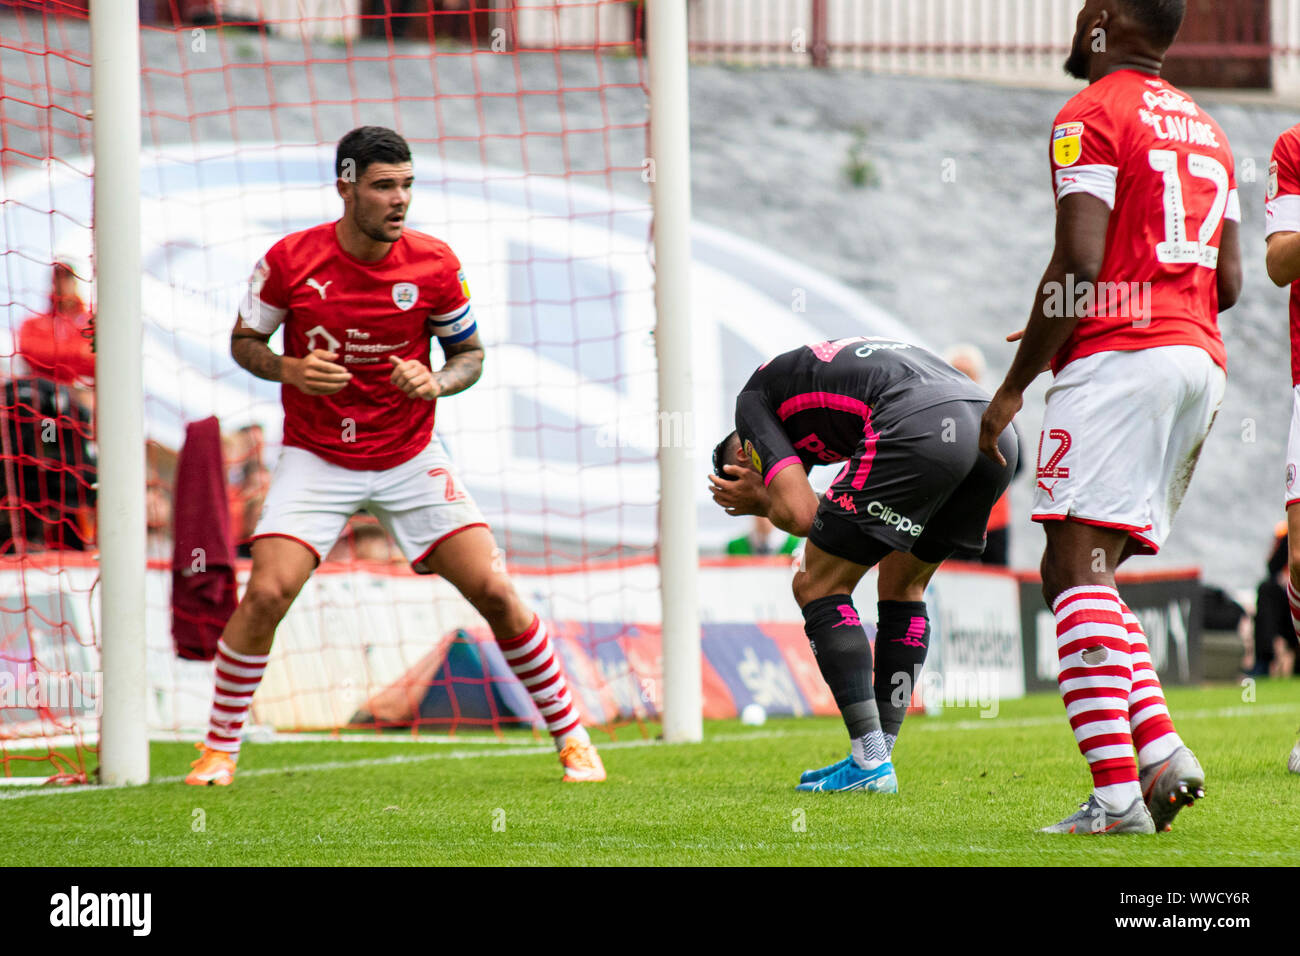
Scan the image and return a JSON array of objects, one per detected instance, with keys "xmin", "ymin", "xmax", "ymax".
[
  {"xmin": 798, "ymin": 753, "xmax": 852, "ymax": 786},
  {"xmin": 796, "ymin": 759, "xmax": 899, "ymax": 793}
]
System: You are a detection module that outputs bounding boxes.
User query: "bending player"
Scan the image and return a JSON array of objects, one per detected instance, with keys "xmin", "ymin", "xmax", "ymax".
[
  {"xmin": 710, "ymin": 337, "xmax": 1019, "ymax": 793},
  {"xmin": 186, "ymin": 126, "xmax": 605, "ymax": 785},
  {"xmin": 981, "ymin": 0, "xmax": 1241, "ymax": 833}
]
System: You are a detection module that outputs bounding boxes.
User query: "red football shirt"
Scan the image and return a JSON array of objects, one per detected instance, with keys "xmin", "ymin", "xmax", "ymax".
[
  {"xmin": 18, "ymin": 302, "xmax": 95, "ymax": 385},
  {"xmin": 238, "ymin": 221, "xmax": 475, "ymax": 470},
  {"xmin": 1266, "ymin": 123, "xmax": 1300, "ymax": 386},
  {"xmin": 1047, "ymin": 69, "xmax": 1238, "ymax": 374}
]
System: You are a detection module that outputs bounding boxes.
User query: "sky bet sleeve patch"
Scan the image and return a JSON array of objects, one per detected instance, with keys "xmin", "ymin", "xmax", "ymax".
[{"xmin": 1053, "ymin": 122, "xmax": 1085, "ymax": 168}]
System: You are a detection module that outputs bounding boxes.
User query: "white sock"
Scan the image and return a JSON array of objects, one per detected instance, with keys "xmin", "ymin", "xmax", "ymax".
[
  {"xmin": 1136, "ymin": 737, "xmax": 1181, "ymax": 769},
  {"xmin": 1094, "ymin": 781, "xmax": 1142, "ymax": 814},
  {"xmin": 557, "ymin": 723, "xmax": 590, "ymax": 750},
  {"xmin": 851, "ymin": 730, "xmax": 889, "ymax": 770}
]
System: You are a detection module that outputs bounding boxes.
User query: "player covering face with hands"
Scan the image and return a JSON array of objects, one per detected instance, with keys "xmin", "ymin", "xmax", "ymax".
[
  {"xmin": 185, "ymin": 126, "xmax": 605, "ymax": 787},
  {"xmin": 711, "ymin": 337, "xmax": 1018, "ymax": 793}
]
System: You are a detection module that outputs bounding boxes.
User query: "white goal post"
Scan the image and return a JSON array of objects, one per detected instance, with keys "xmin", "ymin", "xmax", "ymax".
[
  {"xmin": 92, "ymin": 0, "xmax": 148, "ymax": 787},
  {"xmin": 87, "ymin": 0, "xmax": 703, "ymax": 783},
  {"xmin": 648, "ymin": 0, "xmax": 702, "ymax": 745}
]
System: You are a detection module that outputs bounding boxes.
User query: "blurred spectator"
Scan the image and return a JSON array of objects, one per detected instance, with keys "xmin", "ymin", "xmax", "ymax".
[
  {"xmin": 231, "ymin": 461, "xmax": 270, "ymax": 558},
  {"xmin": 0, "ymin": 378, "xmax": 95, "ymax": 552},
  {"xmin": 146, "ymin": 442, "xmax": 177, "ymax": 561},
  {"xmin": 223, "ymin": 424, "xmax": 264, "ymax": 484},
  {"xmin": 945, "ymin": 343, "xmax": 985, "ymax": 384},
  {"xmin": 361, "ymin": 1, "xmax": 480, "ymax": 42},
  {"xmin": 944, "ymin": 343, "xmax": 1018, "ymax": 566},
  {"xmin": 179, "ymin": 2, "xmax": 261, "ymax": 27},
  {"xmin": 326, "ymin": 513, "xmax": 404, "ymax": 564},
  {"xmin": 1, "ymin": 258, "xmax": 98, "ymax": 553},
  {"xmin": 223, "ymin": 425, "xmax": 269, "ymax": 558},
  {"xmin": 1248, "ymin": 521, "xmax": 1298, "ymax": 677},
  {"xmin": 726, "ymin": 515, "xmax": 798, "ymax": 556},
  {"xmin": 147, "ymin": 463, "xmax": 172, "ymax": 535},
  {"xmin": 17, "ymin": 259, "xmax": 95, "ymax": 405}
]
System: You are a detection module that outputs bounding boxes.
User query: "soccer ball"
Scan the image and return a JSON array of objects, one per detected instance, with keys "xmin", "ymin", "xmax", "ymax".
[{"xmin": 740, "ymin": 703, "xmax": 767, "ymax": 727}]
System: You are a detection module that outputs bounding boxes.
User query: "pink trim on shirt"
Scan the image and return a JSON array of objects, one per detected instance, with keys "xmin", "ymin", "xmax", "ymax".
[
  {"xmin": 776, "ymin": 392, "xmax": 872, "ymax": 421},
  {"xmin": 764, "ymin": 456, "xmax": 801, "ymax": 486}
]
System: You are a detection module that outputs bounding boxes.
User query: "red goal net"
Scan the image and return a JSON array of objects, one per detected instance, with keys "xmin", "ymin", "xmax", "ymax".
[{"xmin": 1, "ymin": 0, "xmax": 661, "ymax": 783}]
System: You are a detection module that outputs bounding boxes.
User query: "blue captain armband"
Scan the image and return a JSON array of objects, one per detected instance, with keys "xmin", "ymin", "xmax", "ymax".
[{"xmin": 430, "ymin": 303, "xmax": 476, "ymax": 344}]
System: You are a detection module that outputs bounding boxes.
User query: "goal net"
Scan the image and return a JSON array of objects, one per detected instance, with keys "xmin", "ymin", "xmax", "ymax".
[{"xmin": 0, "ymin": 0, "xmax": 663, "ymax": 783}]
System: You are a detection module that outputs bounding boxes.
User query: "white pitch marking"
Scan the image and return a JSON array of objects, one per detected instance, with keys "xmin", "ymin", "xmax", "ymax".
[
  {"xmin": 0, "ymin": 730, "xmax": 544, "ymax": 753},
  {"xmin": 1, "ymin": 702, "xmax": 1295, "ymax": 799}
]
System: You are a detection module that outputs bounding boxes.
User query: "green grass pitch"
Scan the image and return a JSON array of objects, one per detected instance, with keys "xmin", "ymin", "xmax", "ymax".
[{"xmin": 3, "ymin": 682, "xmax": 1298, "ymax": 866}]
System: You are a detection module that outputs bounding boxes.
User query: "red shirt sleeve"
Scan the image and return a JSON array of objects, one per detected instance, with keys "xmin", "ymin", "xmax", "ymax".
[
  {"xmin": 1050, "ymin": 93, "xmax": 1121, "ymax": 208},
  {"xmin": 1268, "ymin": 127, "xmax": 1300, "ymax": 236},
  {"xmin": 427, "ymin": 247, "xmax": 476, "ymax": 345},
  {"xmin": 429, "ymin": 248, "xmax": 470, "ymax": 318},
  {"xmin": 238, "ymin": 240, "xmax": 291, "ymax": 332}
]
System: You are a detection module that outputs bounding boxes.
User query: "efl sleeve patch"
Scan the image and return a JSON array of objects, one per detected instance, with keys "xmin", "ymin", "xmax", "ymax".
[
  {"xmin": 1052, "ymin": 122, "xmax": 1086, "ymax": 168},
  {"xmin": 237, "ymin": 255, "xmax": 288, "ymax": 333},
  {"xmin": 1267, "ymin": 131, "xmax": 1300, "ymax": 234},
  {"xmin": 735, "ymin": 390, "xmax": 802, "ymax": 488}
]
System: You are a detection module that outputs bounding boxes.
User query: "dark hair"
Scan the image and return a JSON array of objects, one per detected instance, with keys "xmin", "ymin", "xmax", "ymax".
[
  {"xmin": 1118, "ymin": 0, "xmax": 1185, "ymax": 49},
  {"xmin": 712, "ymin": 431, "xmax": 739, "ymax": 479},
  {"xmin": 335, "ymin": 126, "xmax": 412, "ymax": 180}
]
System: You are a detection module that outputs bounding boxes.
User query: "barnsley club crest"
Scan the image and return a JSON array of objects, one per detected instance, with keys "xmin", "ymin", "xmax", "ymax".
[{"xmin": 392, "ymin": 282, "xmax": 418, "ymax": 311}]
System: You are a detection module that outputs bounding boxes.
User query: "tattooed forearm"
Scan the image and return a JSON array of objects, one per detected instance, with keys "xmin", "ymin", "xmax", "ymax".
[
  {"xmin": 434, "ymin": 346, "xmax": 484, "ymax": 397},
  {"xmin": 231, "ymin": 333, "xmax": 284, "ymax": 383}
]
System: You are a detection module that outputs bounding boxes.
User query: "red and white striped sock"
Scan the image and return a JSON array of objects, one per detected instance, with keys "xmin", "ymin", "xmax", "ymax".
[
  {"xmin": 1120, "ymin": 600, "xmax": 1183, "ymax": 768},
  {"xmin": 1053, "ymin": 585, "xmax": 1140, "ymax": 811},
  {"xmin": 204, "ymin": 638, "xmax": 270, "ymax": 756},
  {"xmin": 1286, "ymin": 578, "xmax": 1300, "ymax": 646},
  {"xmin": 498, "ymin": 616, "xmax": 589, "ymax": 748}
]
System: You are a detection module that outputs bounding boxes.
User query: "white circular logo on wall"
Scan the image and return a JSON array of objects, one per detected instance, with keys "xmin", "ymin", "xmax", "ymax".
[
  {"xmin": 391, "ymin": 282, "xmax": 418, "ymax": 311},
  {"xmin": 0, "ymin": 146, "xmax": 918, "ymax": 549}
]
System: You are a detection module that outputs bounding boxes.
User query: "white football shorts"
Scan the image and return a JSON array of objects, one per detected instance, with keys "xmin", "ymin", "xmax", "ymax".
[
  {"xmin": 250, "ymin": 437, "xmax": 488, "ymax": 573},
  {"xmin": 1286, "ymin": 385, "xmax": 1300, "ymax": 509},
  {"xmin": 1031, "ymin": 345, "xmax": 1225, "ymax": 554}
]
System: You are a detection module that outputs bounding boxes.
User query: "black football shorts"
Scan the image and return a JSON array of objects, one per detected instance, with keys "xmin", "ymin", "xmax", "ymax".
[{"xmin": 808, "ymin": 399, "xmax": 1019, "ymax": 567}]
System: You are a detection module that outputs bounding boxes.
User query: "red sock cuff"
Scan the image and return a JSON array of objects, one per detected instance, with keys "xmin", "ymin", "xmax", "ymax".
[
  {"xmin": 1090, "ymin": 757, "xmax": 1140, "ymax": 786},
  {"xmin": 498, "ymin": 614, "xmax": 541, "ymax": 650}
]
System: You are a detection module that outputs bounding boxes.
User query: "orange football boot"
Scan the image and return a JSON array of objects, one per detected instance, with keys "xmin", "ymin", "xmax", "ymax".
[
  {"xmin": 559, "ymin": 736, "xmax": 606, "ymax": 782},
  {"xmin": 185, "ymin": 742, "xmax": 237, "ymax": 786}
]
